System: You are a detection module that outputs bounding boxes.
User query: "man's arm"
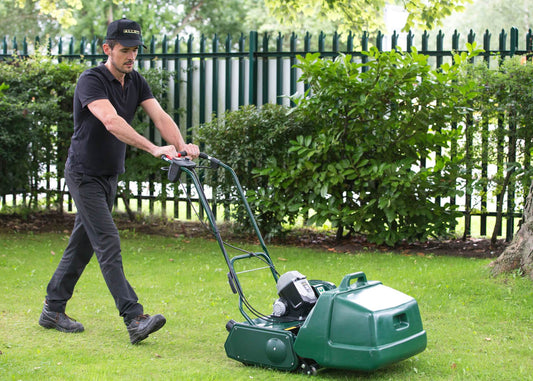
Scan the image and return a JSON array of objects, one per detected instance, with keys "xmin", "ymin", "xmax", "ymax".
[
  {"xmin": 141, "ymin": 98, "xmax": 199, "ymax": 158},
  {"xmin": 87, "ymin": 99, "xmax": 182, "ymax": 158}
]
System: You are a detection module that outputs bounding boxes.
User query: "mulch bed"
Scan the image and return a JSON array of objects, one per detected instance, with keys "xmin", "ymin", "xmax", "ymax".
[{"xmin": 0, "ymin": 211, "xmax": 507, "ymax": 259}]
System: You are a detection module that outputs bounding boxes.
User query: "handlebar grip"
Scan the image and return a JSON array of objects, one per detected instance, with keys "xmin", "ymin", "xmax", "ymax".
[{"xmin": 161, "ymin": 151, "xmax": 189, "ymax": 162}]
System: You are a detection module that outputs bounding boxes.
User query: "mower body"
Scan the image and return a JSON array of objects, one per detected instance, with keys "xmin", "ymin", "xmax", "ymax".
[
  {"xmin": 225, "ymin": 272, "xmax": 427, "ymax": 372},
  {"xmin": 293, "ymin": 272, "xmax": 427, "ymax": 371}
]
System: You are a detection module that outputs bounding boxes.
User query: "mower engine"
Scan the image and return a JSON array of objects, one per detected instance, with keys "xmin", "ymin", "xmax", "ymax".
[{"xmin": 272, "ymin": 271, "xmax": 317, "ymax": 320}]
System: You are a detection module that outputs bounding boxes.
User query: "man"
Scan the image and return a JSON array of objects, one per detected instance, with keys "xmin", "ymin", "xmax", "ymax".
[{"xmin": 38, "ymin": 18, "xmax": 199, "ymax": 344}]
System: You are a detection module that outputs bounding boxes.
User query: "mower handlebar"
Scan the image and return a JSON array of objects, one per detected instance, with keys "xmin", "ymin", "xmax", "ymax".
[{"xmin": 161, "ymin": 152, "xmax": 222, "ymax": 166}]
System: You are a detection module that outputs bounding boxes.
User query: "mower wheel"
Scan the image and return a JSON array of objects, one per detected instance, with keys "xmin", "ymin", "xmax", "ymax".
[{"xmin": 300, "ymin": 360, "xmax": 318, "ymax": 376}]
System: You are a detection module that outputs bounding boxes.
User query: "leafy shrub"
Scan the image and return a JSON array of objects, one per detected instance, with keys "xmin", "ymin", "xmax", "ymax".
[
  {"xmin": 198, "ymin": 103, "xmax": 315, "ymax": 236},
  {"xmin": 258, "ymin": 47, "xmax": 483, "ymax": 245},
  {"xmin": 461, "ymin": 56, "xmax": 533, "ymax": 241},
  {"xmin": 0, "ymin": 54, "xmax": 85, "ymax": 205}
]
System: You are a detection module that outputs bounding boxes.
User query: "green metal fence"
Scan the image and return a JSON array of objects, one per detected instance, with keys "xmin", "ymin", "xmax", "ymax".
[{"xmin": 2, "ymin": 28, "xmax": 533, "ymax": 240}]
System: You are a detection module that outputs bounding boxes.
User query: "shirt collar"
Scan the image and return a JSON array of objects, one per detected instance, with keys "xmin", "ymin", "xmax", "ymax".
[{"xmin": 98, "ymin": 62, "xmax": 132, "ymax": 84}]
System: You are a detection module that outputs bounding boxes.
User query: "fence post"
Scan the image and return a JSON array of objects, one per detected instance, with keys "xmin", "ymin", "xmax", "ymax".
[
  {"xmin": 347, "ymin": 31, "xmax": 353, "ymax": 52},
  {"xmin": 480, "ymin": 30, "xmax": 492, "ymax": 236},
  {"xmin": 237, "ymin": 33, "xmax": 245, "ymax": 107},
  {"xmin": 187, "ymin": 34, "xmax": 194, "ymax": 133},
  {"xmin": 58, "ymin": 37, "xmax": 63, "ymax": 62},
  {"xmin": 407, "ymin": 30, "xmax": 414, "ymax": 52},
  {"xmin": 421, "ymin": 30, "xmax": 429, "ymax": 53},
  {"xmin": 69, "ymin": 36, "xmax": 74, "ymax": 62},
  {"xmin": 212, "ymin": 34, "xmax": 219, "ymax": 117},
  {"xmin": 303, "ymin": 32, "xmax": 311, "ymax": 93},
  {"xmin": 199, "ymin": 34, "xmax": 206, "ymax": 126},
  {"xmin": 248, "ymin": 31, "xmax": 258, "ymax": 106},
  {"xmin": 506, "ymin": 28, "xmax": 518, "ymax": 241},
  {"xmin": 391, "ymin": 30, "xmax": 398, "ymax": 50},
  {"xmin": 261, "ymin": 32, "xmax": 270, "ymax": 106},
  {"xmin": 290, "ymin": 32, "xmax": 297, "ymax": 107},
  {"xmin": 318, "ymin": 31, "xmax": 325, "ymax": 53},
  {"xmin": 225, "ymin": 34, "xmax": 232, "ymax": 111},
  {"xmin": 510, "ymin": 27, "xmax": 518, "ymax": 57},
  {"xmin": 333, "ymin": 31, "xmax": 340, "ymax": 52},
  {"xmin": 90, "ymin": 37, "xmax": 97, "ymax": 66},
  {"xmin": 80, "ymin": 37, "xmax": 85, "ymax": 57},
  {"xmin": 437, "ymin": 30, "xmax": 445, "ymax": 67},
  {"xmin": 376, "ymin": 31, "xmax": 383, "ymax": 51},
  {"xmin": 276, "ymin": 32, "xmax": 284, "ymax": 105},
  {"xmin": 361, "ymin": 31, "xmax": 368, "ymax": 72}
]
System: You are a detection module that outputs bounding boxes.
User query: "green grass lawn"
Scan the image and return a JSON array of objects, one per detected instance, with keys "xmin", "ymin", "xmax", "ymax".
[{"xmin": 1, "ymin": 230, "xmax": 532, "ymax": 380}]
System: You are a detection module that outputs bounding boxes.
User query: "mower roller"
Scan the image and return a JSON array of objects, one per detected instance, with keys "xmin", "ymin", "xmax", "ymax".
[{"xmin": 162, "ymin": 152, "xmax": 427, "ymax": 375}]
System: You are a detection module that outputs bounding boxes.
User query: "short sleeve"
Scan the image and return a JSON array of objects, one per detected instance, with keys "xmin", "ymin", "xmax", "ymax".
[{"xmin": 76, "ymin": 71, "xmax": 109, "ymax": 108}]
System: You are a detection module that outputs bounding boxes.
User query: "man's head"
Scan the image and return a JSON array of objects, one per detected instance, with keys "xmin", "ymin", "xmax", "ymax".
[{"xmin": 105, "ymin": 18, "xmax": 147, "ymax": 49}]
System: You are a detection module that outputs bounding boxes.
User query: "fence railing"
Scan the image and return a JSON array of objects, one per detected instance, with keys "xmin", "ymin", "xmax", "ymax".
[{"xmin": 2, "ymin": 28, "xmax": 533, "ymax": 240}]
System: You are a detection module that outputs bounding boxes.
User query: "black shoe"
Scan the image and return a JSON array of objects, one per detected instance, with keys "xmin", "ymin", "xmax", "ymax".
[
  {"xmin": 127, "ymin": 314, "xmax": 166, "ymax": 344},
  {"xmin": 38, "ymin": 302, "xmax": 84, "ymax": 333}
]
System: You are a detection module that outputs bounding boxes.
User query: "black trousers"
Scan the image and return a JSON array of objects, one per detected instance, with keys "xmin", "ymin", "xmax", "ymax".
[{"xmin": 45, "ymin": 167, "xmax": 143, "ymax": 324}]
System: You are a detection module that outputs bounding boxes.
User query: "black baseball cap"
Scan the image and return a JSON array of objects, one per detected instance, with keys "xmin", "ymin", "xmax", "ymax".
[{"xmin": 105, "ymin": 18, "xmax": 147, "ymax": 48}]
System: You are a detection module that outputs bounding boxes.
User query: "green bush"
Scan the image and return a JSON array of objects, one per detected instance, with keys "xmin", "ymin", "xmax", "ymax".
[
  {"xmin": 0, "ymin": 54, "xmax": 85, "ymax": 205},
  {"xmin": 459, "ymin": 56, "xmax": 533, "ymax": 240},
  {"xmin": 262, "ymin": 47, "xmax": 484, "ymax": 245},
  {"xmin": 198, "ymin": 103, "xmax": 315, "ymax": 236},
  {"xmin": 203, "ymin": 47, "xmax": 485, "ymax": 245}
]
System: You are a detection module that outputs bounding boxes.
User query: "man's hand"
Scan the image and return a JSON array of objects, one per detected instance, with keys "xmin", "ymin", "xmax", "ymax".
[
  {"xmin": 181, "ymin": 143, "xmax": 200, "ymax": 159},
  {"xmin": 152, "ymin": 144, "xmax": 200, "ymax": 159},
  {"xmin": 152, "ymin": 145, "xmax": 179, "ymax": 159}
]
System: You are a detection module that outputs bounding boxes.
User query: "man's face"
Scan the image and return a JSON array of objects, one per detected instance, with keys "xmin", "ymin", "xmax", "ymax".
[{"xmin": 104, "ymin": 42, "xmax": 139, "ymax": 75}]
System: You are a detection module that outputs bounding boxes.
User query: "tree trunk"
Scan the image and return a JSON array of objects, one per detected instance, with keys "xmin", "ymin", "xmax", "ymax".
[{"xmin": 490, "ymin": 180, "xmax": 533, "ymax": 280}]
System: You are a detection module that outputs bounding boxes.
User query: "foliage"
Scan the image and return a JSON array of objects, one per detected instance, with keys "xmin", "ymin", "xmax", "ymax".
[
  {"xmin": 440, "ymin": 0, "xmax": 533, "ymax": 40},
  {"xmin": 0, "ymin": 54, "xmax": 85, "ymax": 205},
  {"xmin": 198, "ymin": 104, "xmax": 315, "ymax": 236},
  {"xmin": 16, "ymin": 0, "xmax": 82, "ymax": 28},
  {"xmin": 0, "ymin": 0, "xmax": 61, "ymax": 39},
  {"xmin": 7, "ymin": 0, "xmax": 277, "ymax": 42},
  {"xmin": 248, "ymin": 46, "xmax": 481, "ymax": 246},
  {"xmin": 5, "ymin": 0, "xmax": 473, "ymax": 45},
  {"xmin": 463, "ymin": 56, "xmax": 533, "ymax": 240},
  {"xmin": 265, "ymin": 0, "xmax": 472, "ymax": 35}
]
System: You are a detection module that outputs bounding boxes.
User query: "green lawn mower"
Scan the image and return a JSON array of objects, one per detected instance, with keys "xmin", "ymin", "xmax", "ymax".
[{"xmin": 163, "ymin": 153, "xmax": 427, "ymax": 375}]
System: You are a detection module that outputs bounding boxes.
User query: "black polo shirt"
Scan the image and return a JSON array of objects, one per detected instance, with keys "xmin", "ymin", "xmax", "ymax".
[{"xmin": 67, "ymin": 63, "xmax": 154, "ymax": 175}]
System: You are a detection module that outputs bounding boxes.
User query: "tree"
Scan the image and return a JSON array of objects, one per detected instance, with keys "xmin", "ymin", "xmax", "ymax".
[
  {"xmin": 490, "ymin": 184, "xmax": 533, "ymax": 280},
  {"xmin": 0, "ymin": 0, "xmax": 60, "ymax": 40},
  {"xmin": 12, "ymin": 0, "xmax": 275, "ymax": 41},
  {"xmin": 440, "ymin": 0, "xmax": 532, "ymax": 39},
  {"xmin": 10, "ymin": 0, "xmax": 472, "ymax": 44},
  {"xmin": 264, "ymin": 0, "xmax": 472, "ymax": 35}
]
